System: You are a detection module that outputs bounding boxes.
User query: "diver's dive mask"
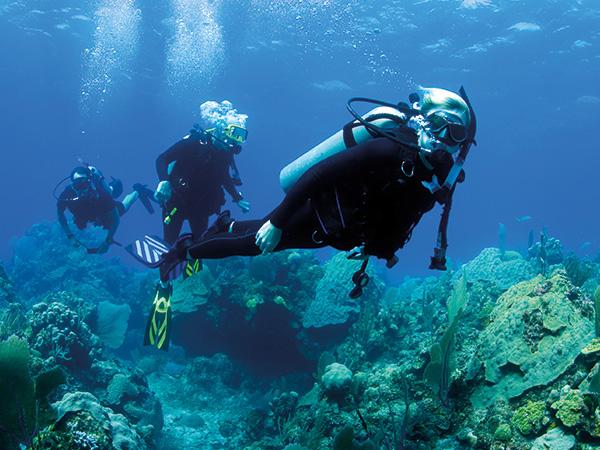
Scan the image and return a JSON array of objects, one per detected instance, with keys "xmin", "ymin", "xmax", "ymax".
[
  {"xmin": 70, "ymin": 168, "xmax": 93, "ymax": 194},
  {"xmin": 412, "ymin": 111, "xmax": 465, "ymax": 155},
  {"xmin": 206, "ymin": 124, "xmax": 247, "ymax": 153},
  {"xmin": 223, "ymin": 124, "xmax": 248, "ymax": 144},
  {"xmin": 72, "ymin": 178, "xmax": 91, "ymax": 192},
  {"xmin": 426, "ymin": 111, "xmax": 467, "ymax": 146},
  {"xmin": 207, "ymin": 124, "xmax": 248, "ymax": 145}
]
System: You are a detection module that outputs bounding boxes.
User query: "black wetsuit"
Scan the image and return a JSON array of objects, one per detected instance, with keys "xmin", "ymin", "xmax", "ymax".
[
  {"xmin": 57, "ymin": 183, "xmax": 121, "ymax": 231},
  {"xmin": 185, "ymin": 137, "xmax": 454, "ymax": 262},
  {"xmin": 157, "ymin": 133, "xmax": 243, "ymax": 244}
]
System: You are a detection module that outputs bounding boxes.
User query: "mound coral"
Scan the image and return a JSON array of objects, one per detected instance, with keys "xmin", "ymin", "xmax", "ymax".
[
  {"xmin": 303, "ymin": 252, "xmax": 381, "ymax": 328},
  {"xmin": 35, "ymin": 391, "xmax": 147, "ymax": 450},
  {"xmin": 469, "ymin": 272, "xmax": 594, "ymax": 407}
]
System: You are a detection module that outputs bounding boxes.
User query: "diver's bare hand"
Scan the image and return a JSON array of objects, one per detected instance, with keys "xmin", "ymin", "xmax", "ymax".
[
  {"xmin": 236, "ymin": 199, "xmax": 251, "ymax": 213},
  {"xmin": 255, "ymin": 221, "xmax": 282, "ymax": 254}
]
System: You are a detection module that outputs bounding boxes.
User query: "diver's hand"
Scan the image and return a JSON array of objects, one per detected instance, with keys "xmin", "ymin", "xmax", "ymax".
[
  {"xmin": 236, "ymin": 199, "xmax": 251, "ymax": 213},
  {"xmin": 255, "ymin": 221, "xmax": 282, "ymax": 254},
  {"xmin": 154, "ymin": 181, "xmax": 172, "ymax": 204}
]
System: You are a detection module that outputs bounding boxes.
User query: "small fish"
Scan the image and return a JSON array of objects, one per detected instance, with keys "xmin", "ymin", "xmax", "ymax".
[
  {"xmin": 516, "ymin": 215, "xmax": 532, "ymax": 223},
  {"xmin": 580, "ymin": 241, "xmax": 592, "ymax": 251}
]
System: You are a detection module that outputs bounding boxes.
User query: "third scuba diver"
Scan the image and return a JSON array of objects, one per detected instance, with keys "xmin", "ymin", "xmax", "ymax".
[{"xmin": 56, "ymin": 165, "xmax": 155, "ymax": 254}]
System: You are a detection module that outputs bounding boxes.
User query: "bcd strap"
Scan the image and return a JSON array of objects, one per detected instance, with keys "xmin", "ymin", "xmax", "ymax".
[
  {"xmin": 343, "ymin": 121, "xmax": 359, "ymax": 148},
  {"xmin": 343, "ymin": 111, "xmax": 415, "ymax": 149}
]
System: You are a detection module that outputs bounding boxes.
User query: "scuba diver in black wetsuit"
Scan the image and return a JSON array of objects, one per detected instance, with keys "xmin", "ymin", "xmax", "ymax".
[
  {"xmin": 157, "ymin": 88, "xmax": 476, "ymax": 286},
  {"xmin": 129, "ymin": 87, "xmax": 476, "ymax": 350},
  {"xmin": 56, "ymin": 165, "xmax": 155, "ymax": 254},
  {"xmin": 138, "ymin": 100, "xmax": 250, "ymax": 351},
  {"xmin": 153, "ymin": 100, "xmax": 250, "ymax": 247}
]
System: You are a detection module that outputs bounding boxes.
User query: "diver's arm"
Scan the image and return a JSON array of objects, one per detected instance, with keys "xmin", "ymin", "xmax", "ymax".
[
  {"xmin": 222, "ymin": 172, "xmax": 243, "ymax": 202},
  {"xmin": 104, "ymin": 208, "xmax": 120, "ymax": 243},
  {"xmin": 270, "ymin": 138, "xmax": 401, "ymax": 229},
  {"xmin": 56, "ymin": 204, "xmax": 73, "ymax": 238},
  {"xmin": 156, "ymin": 140, "xmax": 191, "ymax": 180}
]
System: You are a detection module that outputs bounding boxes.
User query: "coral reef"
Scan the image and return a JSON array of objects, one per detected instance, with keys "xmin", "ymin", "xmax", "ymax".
[
  {"xmin": 468, "ymin": 271, "xmax": 594, "ymax": 408},
  {"xmin": 9, "ymin": 222, "xmax": 145, "ymax": 308},
  {"xmin": 0, "ymin": 335, "xmax": 65, "ymax": 449},
  {"xmin": 95, "ymin": 301, "xmax": 131, "ymax": 349},
  {"xmin": 0, "ymin": 263, "xmax": 16, "ymax": 305},
  {"xmin": 6, "ymin": 217, "xmax": 600, "ymax": 450},
  {"xmin": 29, "ymin": 301, "xmax": 102, "ymax": 369},
  {"xmin": 34, "ymin": 391, "xmax": 147, "ymax": 450},
  {"xmin": 303, "ymin": 252, "xmax": 381, "ymax": 328}
]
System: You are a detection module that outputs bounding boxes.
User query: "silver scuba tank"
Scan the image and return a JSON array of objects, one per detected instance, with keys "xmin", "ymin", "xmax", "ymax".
[{"xmin": 279, "ymin": 106, "xmax": 407, "ymax": 192}]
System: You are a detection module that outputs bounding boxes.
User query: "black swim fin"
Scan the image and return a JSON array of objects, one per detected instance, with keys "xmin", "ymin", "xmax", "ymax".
[
  {"xmin": 144, "ymin": 283, "xmax": 173, "ymax": 351},
  {"xmin": 133, "ymin": 183, "xmax": 157, "ymax": 214}
]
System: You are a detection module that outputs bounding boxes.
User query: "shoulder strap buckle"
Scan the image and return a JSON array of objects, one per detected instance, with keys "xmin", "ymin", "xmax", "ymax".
[{"xmin": 401, "ymin": 160, "xmax": 415, "ymax": 178}]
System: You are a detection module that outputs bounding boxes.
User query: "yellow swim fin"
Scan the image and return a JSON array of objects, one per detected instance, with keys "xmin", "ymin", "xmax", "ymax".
[
  {"xmin": 144, "ymin": 283, "xmax": 173, "ymax": 351},
  {"xmin": 183, "ymin": 258, "xmax": 202, "ymax": 280}
]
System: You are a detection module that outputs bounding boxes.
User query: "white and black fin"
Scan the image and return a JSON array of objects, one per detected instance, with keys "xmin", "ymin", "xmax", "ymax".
[{"xmin": 126, "ymin": 235, "xmax": 170, "ymax": 268}]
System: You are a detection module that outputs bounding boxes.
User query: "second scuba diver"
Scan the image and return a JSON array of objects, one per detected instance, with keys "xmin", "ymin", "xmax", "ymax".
[
  {"xmin": 154, "ymin": 100, "xmax": 250, "ymax": 249},
  {"xmin": 141, "ymin": 100, "xmax": 250, "ymax": 350},
  {"xmin": 56, "ymin": 165, "xmax": 155, "ymax": 254}
]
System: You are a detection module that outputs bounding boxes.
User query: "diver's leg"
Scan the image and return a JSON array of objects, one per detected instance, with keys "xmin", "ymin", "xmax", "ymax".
[
  {"xmin": 186, "ymin": 219, "xmax": 264, "ymax": 259},
  {"xmin": 275, "ymin": 202, "xmax": 326, "ymax": 251},
  {"xmin": 186, "ymin": 204, "xmax": 324, "ymax": 260},
  {"xmin": 188, "ymin": 209, "xmax": 210, "ymax": 240}
]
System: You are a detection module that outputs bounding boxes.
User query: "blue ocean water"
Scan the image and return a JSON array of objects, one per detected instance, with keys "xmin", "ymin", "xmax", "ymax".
[
  {"xmin": 2, "ymin": 1, "xmax": 600, "ymax": 449},
  {"xmin": 1, "ymin": 0, "xmax": 598, "ymax": 270}
]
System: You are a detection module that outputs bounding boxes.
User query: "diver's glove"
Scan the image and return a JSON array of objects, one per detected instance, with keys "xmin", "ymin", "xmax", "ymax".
[
  {"xmin": 154, "ymin": 181, "xmax": 172, "ymax": 204},
  {"xmin": 255, "ymin": 220, "xmax": 282, "ymax": 254},
  {"xmin": 236, "ymin": 199, "xmax": 251, "ymax": 213}
]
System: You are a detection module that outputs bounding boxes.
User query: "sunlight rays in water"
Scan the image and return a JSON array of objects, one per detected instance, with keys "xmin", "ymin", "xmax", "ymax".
[
  {"xmin": 165, "ymin": 0, "xmax": 224, "ymax": 90},
  {"xmin": 80, "ymin": 0, "xmax": 141, "ymax": 116}
]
